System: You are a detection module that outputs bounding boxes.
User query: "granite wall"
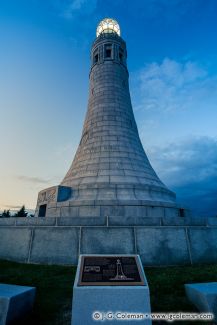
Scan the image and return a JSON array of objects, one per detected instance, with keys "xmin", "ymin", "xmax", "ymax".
[{"xmin": 0, "ymin": 216, "xmax": 217, "ymax": 266}]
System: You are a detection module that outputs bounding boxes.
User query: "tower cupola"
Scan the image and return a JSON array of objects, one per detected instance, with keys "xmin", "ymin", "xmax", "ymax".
[{"xmin": 96, "ymin": 18, "xmax": 121, "ymax": 37}]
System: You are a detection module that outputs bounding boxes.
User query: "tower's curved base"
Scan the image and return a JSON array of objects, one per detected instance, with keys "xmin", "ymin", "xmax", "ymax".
[{"xmin": 34, "ymin": 183, "xmax": 178, "ymax": 218}]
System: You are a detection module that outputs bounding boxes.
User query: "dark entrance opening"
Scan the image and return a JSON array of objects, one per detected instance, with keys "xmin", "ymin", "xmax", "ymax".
[
  {"xmin": 180, "ymin": 208, "xmax": 185, "ymax": 218},
  {"xmin": 39, "ymin": 204, "xmax": 47, "ymax": 217},
  {"xmin": 106, "ymin": 49, "xmax": 111, "ymax": 58}
]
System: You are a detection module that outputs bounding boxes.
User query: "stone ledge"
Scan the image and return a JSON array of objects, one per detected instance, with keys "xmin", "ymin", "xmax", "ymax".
[
  {"xmin": 16, "ymin": 217, "xmax": 56, "ymax": 226},
  {"xmin": 0, "ymin": 216, "xmax": 212, "ymax": 227},
  {"xmin": 108, "ymin": 216, "xmax": 161, "ymax": 226},
  {"xmin": 0, "ymin": 218, "xmax": 16, "ymax": 226},
  {"xmin": 57, "ymin": 217, "xmax": 107, "ymax": 226},
  {"xmin": 162, "ymin": 216, "xmax": 207, "ymax": 226}
]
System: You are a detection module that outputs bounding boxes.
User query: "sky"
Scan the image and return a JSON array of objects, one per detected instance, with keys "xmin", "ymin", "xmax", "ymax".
[{"xmin": 0, "ymin": 0, "xmax": 217, "ymax": 216}]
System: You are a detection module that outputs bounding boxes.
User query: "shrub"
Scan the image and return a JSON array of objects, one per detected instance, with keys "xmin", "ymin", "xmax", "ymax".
[
  {"xmin": 14, "ymin": 205, "xmax": 28, "ymax": 218},
  {"xmin": 0, "ymin": 210, "xmax": 11, "ymax": 218}
]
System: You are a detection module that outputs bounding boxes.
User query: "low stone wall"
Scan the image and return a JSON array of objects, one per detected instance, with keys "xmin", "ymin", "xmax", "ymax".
[{"xmin": 0, "ymin": 216, "xmax": 217, "ymax": 266}]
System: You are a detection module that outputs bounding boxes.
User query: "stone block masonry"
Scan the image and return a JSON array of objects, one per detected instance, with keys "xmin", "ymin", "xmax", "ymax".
[
  {"xmin": 35, "ymin": 23, "xmax": 177, "ymax": 217},
  {"xmin": 0, "ymin": 216, "xmax": 217, "ymax": 266},
  {"xmin": 6, "ymin": 20, "xmax": 208, "ymax": 269}
]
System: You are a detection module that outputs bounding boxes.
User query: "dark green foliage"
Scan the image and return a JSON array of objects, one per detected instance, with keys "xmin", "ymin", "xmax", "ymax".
[
  {"xmin": 0, "ymin": 210, "xmax": 11, "ymax": 218},
  {"xmin": 0, "ymin": 207, "xmax": 34, "ymax": 218},
  {"xmin": 14, "ymin": 205, "xmax": 28, "ymax": 218},
  {"xmin": 0, "ymin": 260, "xmax": 216, "ymax": 324}
]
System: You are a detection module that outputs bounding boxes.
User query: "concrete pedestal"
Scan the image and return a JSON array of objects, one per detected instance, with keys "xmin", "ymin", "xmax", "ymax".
[
  {"xmin": 185, "ymin": 282, "xmax": 217, "ymax": 320},
  {"xmin": 71, "ymin": 255, "xmax": 151, "ymax": 324},
  {"xmin": 0, "ymin": 283, "xmax": 36, "ymax": 325}
]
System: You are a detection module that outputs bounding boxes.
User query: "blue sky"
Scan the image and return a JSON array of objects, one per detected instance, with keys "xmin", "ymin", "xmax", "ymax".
[{"xmin": 0, "ymin": 0, "xmax": 217, "ymax": 216}]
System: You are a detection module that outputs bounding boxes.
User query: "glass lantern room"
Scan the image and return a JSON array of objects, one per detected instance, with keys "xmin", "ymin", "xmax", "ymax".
[{"xmin": 96, "ymin": 18, "xmax": 120, "ymax": 37}]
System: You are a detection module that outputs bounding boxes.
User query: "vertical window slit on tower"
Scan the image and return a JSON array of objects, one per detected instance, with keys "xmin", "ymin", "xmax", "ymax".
[
  {"xmin": 93, "ymin": 48, "xmax": 99, "ymax": 64},
  {"xmin": 94, "ymin": 53, "xmax": 98, "ymax": 63},
  {"xmin": 119, "ymin": 48, "xmax": 124, "ymax": 62},
  {"xmin": 105, "ymin": 44, "xmax": 112, "ymax": 58}
]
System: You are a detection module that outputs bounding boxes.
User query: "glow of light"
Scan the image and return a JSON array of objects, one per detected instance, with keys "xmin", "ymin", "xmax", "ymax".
[{"xmin": 96, "ymin": 18, "xmax": 120, "ymax": 37}]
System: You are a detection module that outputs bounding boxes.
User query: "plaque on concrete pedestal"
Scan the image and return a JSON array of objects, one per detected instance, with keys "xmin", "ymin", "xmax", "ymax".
[
  {"xmin": 72, "ymin": 254, "xmax": 151, "ymax": 325},
  {"xmin": 78, "ymin": 255, "xmax": 145, "ymax": 286}
]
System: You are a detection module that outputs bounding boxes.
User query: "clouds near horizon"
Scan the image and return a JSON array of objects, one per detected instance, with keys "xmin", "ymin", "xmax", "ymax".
[
  {"xmin": 133, "ymin": 57, "xmax": 217, "ymax": 216},
  {"xmin": 16, "ymin": 175, "xmax": 52, "ymax": 185},
  {"xmin": 147, "ymin": 136, "xmax": 217, "ymax": 216}
]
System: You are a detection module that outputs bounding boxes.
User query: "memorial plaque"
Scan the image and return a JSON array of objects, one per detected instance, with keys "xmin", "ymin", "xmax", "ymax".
[{"xmin": 78, "ymin": 255, "xmax": 145, "ymax": 286}]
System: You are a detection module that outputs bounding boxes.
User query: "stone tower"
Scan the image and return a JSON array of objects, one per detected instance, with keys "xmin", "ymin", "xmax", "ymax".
[{"xmin": 35, "ymin": 18, "xmax": 178, "ymax": 218}]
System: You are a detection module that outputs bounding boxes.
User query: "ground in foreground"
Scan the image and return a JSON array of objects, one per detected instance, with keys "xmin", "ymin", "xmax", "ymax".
[{"xmin": 0, "ymin": 260, "xmax": 216, "ymax": 324}]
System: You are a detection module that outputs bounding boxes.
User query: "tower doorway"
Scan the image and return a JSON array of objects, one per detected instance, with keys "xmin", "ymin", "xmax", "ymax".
[{"xmin": 39, "ymin": 204, "xmax": 47, "ymax": 217}]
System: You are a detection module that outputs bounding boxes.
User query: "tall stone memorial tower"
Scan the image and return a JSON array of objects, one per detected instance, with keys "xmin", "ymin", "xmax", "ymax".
[
  {"xmin": 2, "ymin": 17, "xmax": 208, "ymax": 268},
  {"xmin": 35, "ymin": 18, "xmax": 179, "ymax": 218}
]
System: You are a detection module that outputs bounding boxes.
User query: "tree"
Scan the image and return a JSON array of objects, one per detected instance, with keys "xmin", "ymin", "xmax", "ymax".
[
  {"xmin": 14, "ymin": 205, "xmax": 28, "ymax": 218},
  {"xmin": 0, "ymin": 210, "xmax": 11, "ymax": 218}
]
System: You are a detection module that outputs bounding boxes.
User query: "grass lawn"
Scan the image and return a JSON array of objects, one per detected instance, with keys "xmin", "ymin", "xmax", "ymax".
[{"xmin": 0, "ymin": 259, "xmax": 216, "ymax": 324}]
